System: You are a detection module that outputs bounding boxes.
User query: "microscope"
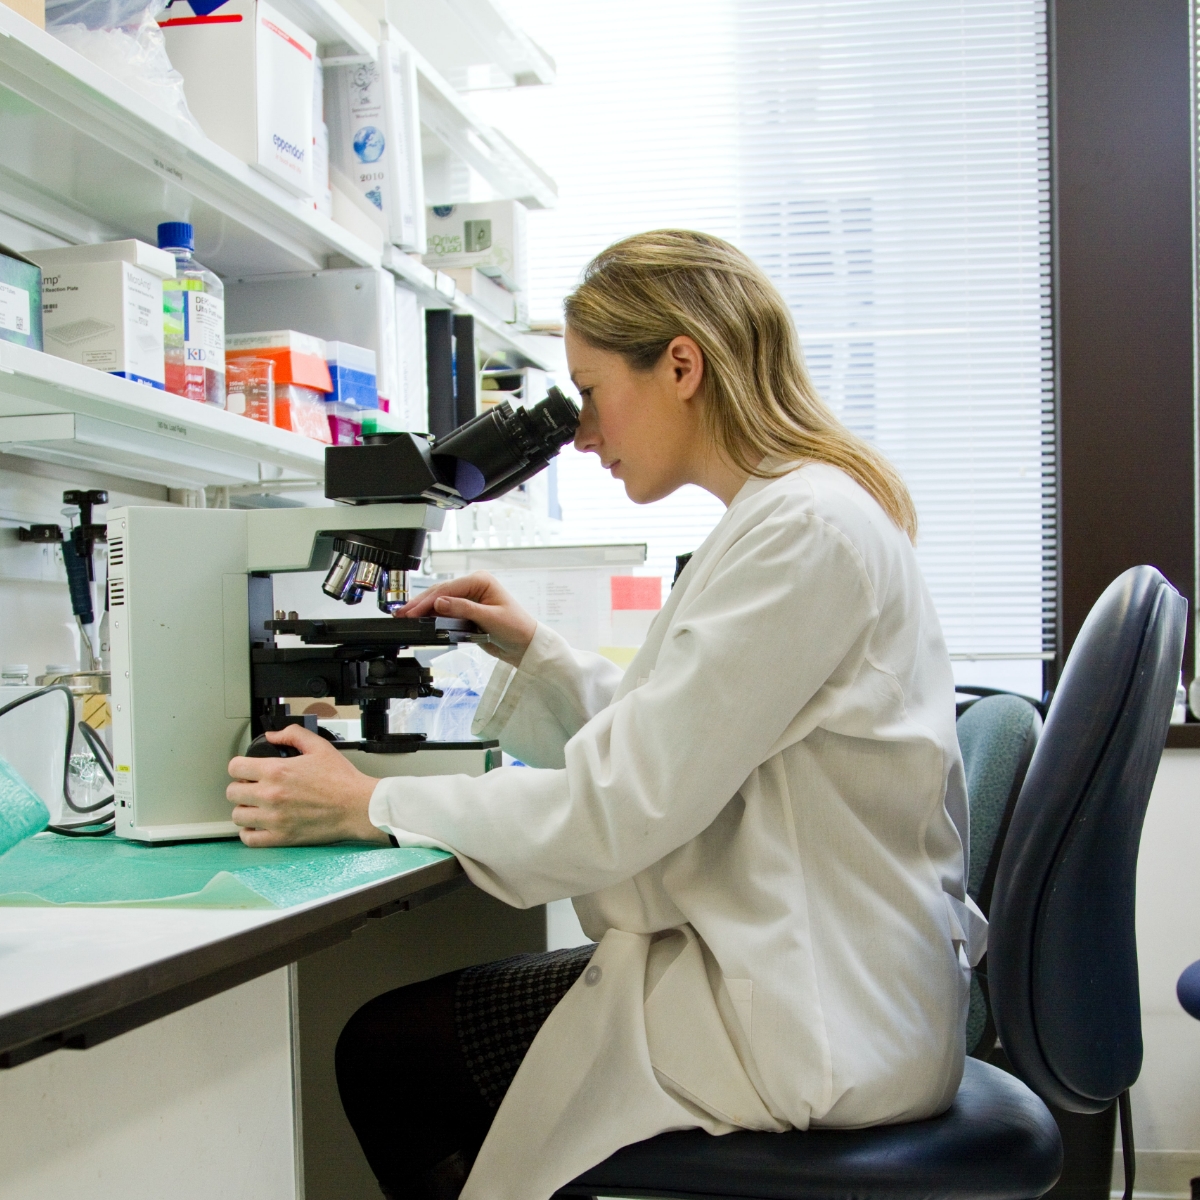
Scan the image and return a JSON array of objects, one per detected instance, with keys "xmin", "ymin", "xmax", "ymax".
[{"xmin": 107, "ymin": 390, "xmax": 578, "ymax": 843}]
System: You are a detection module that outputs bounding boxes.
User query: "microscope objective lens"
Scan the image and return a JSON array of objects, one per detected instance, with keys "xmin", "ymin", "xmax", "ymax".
[
  {"xmin": 354, "ymin": 560, "xmax": 382, "ymax": 592},
  {"xmin": 322, "ymin": 553, "xmax": 358, "ymax": 600}
]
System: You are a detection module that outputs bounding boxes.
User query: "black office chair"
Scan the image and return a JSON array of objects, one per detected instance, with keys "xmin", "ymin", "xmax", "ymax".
[{"xmin": 558, "ymin": 566, "xmax": 1184, "ymax": 1200}]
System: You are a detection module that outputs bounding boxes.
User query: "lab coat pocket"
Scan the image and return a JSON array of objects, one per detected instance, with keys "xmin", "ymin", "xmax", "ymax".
[{"xmin": 644, "ymin": 930, "xmax": 781, "ymax": 1131}]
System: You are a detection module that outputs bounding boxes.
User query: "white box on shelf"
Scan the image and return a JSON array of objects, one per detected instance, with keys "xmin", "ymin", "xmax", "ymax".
[
  {"xmin": 442, "ymin": 267, "xmax": 516, "ymax": 323},
  {"xmin": 311, "ymin": 53, "xmax": 332, "ymax": 217},
  {"xmin": 161, "ymin": 0, "xmax": 317, "ymax": 198},
  {"xmin": 423, "ymin": 200, "xmax": 528, "ymax": 295},
  {"xmin": 325, "ymin": 26, "xmax": 424, "ymax": 251},
  {"xmin": 394, "ymin": 280, "xmax": 426, "ymax": 432},
  {"xmin": 424, "ymin": 200, "xmax": 528, "ymax": 325},
  {"xmin": 28, "ymin": 241, "xmax": 177, "ymax": 389}
]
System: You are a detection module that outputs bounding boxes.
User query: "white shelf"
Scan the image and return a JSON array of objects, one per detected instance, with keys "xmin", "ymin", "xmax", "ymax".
[
  {"xmin": 0, "ymin": 6, "xmax": 381, "ymax": 278},
  {"xmin": 0, "ymin": 342, "xmax": 325, "ymax": 489},
  {"xmin": 404, "ymin": 33, "xmax": 557, "ymax": 209},
  {"xmin": 273, "ymin": 0, "xmax": 555, "ymax": 210},
  {"xmin": 271, "ymin": 0, "xmax": 378, "ymax": 55},
  {"xmin": 383, "ymin": 0, "xmax": 555, "ymax": 88},
  {"xmin": 0, "ymin": 2, "xmax": 553, "ymax": 493},
  {"xmin": 0, "ymin": 3, "xmax": 556, "ymax": 252},
  {"xmin": 382, "ymin": 246, "xmax": 553, "ymax": 370}
]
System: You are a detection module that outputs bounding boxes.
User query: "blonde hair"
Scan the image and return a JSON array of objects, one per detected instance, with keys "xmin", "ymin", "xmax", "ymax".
[{"xmin": 563, "ymin": 229, "xmax": 917, "ymax": 541}]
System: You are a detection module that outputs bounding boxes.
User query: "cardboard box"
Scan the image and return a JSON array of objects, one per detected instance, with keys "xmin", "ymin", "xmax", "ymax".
[
  {"xmin": 325, "ymin": 27, "xmax": 424, "ymax": 250},
  {"xmin": 0, "ymin": 0, "xmax": 45, "ymax": 28},
  {"xmin": 423, "ymin": 200, "xmax": 528, "ymax": 296},
  {"xmin": 28, "ymin": 241, "xmax": 175, "ymax": 385},
  {"xmin": 161, "ymin": 0, "xmax": 316, "ymax": 198},
  {"xmin": 0, "ymin": 243, "xmax": 41, "ymax": 351}
]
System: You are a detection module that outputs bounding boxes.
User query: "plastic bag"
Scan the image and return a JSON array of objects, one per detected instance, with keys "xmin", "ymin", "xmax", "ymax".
[
  {"xmin": 391, "ymin": 644, "xmax": 497, "ymax": 743},
  {"xmin": 0, "ymin": 754, "xmax": 49, "ymax": 857},
  {"xmin": 47, "ymin": 0, "xmax": 200, "ymax": 131}
]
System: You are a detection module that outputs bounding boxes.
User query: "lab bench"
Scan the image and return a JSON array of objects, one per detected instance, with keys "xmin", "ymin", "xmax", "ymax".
[{"xmin": 0, "ymin": 847, "xmax": 545, "ymax": 1200}]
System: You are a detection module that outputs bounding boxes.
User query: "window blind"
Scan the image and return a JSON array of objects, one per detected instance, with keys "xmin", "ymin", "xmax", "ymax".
[{"xmin": 477, "ymin": 0, "xmax": 1053, "ymax": 659}]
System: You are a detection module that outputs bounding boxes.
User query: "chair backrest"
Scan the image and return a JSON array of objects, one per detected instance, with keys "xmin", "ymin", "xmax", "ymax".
[
  {"xmin": 957, "ymin": 694, "xmax": 1042, "ymax": 1057},
  {"xmin": 989, "ymin": 566, "xmax": 1186, "ymax": 1114},
  {"xmin": 957, "ymin": 694, "xmax": 1042, "ymax": 915}
]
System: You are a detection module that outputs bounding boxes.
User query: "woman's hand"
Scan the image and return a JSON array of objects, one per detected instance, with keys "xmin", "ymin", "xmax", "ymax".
[
  {"xmin": 397, "ymin": 571, "xmax": 536, "ymax": 667},
  {"xmin": 226, "ymin": 725, "xmax": 387, "ymax": 848}
]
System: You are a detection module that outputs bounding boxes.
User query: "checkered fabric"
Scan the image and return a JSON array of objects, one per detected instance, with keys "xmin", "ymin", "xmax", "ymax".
[{"xmin": 454, "ymin": 943, "xmax": 597, "ymax": 1109}]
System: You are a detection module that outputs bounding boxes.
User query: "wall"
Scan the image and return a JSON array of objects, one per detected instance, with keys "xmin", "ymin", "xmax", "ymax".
[
  {"xmin": 0, "ymin": 454, "xmax": 169, "ymax": 675},
  {"xmin": 1117, "ymin": 748, "xmax": 1200, "ymax": 1197}
]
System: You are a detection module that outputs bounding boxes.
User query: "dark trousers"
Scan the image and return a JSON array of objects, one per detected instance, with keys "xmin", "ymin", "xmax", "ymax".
[{"xmin": 336, "ymin": 944, "xmax": 596, "ymax": 1200}]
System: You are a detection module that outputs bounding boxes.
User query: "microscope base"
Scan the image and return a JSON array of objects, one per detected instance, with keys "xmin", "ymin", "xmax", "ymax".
[{"xmin": 341, "ymin": 744, "xmax": 500, "ymax": 778}]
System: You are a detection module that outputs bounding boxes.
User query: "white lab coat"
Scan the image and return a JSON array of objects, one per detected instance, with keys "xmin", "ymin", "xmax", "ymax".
[{"xmin": 370, "ymin": 462, "xmax": 986, "ymax": 1200}]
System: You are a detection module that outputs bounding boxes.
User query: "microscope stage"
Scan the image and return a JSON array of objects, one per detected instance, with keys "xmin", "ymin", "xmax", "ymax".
[{"xmin": 264, "ymin": 615, "xmax": 485, "ymax": 647}]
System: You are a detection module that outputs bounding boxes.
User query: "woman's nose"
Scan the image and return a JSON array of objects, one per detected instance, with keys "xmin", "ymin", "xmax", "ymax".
[{"xmin": 574, "ymin": 407, "xmax": 600, "ymax": 454}]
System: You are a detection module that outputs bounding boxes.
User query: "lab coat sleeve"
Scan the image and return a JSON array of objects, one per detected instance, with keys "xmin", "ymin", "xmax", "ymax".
[
  {"xmin": 471, "ymin": 621, "xmax": 626, "ymax": 769},
  {"xmin": 371, "ymin": 496, "xmax": 880, "ymax": 907}
]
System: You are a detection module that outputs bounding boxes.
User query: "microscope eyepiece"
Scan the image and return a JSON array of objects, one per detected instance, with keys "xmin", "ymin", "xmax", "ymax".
[
  {"xmin": 430, "ymin": 386, "xmax": 580, "ymax": 504},
  {"xmin": 324, "ymin": 386, "xmax": 580, "ymax": 508}
]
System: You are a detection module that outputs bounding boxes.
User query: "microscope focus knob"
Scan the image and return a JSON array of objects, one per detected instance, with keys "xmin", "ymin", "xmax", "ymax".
[{"xmin": 246, "ymin": 735, "xmax": 301, "ymax": 759}]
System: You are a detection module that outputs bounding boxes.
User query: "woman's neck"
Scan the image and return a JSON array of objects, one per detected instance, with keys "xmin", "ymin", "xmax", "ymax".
[{"xmin": 692, "ymin": 447, "xmax": 752, "ymax": 507}]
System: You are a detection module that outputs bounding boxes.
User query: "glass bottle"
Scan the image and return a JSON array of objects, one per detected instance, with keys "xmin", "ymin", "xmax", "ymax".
[
  {"xmin": 158, "ymin": 221, "xmax": 226, "ymax": 406},
  {"xmin": 1, "ymin": 664, "xmax": 29, "ymax": 687},
  {"xmin": 225, "ymin": 358, "xmax": 275, "ymax": 424}
]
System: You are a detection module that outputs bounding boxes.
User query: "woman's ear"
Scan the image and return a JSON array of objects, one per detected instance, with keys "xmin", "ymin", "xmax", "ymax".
[{"xmin": 666, "ymin": 335, "xmax": 705, "ymax": 401}]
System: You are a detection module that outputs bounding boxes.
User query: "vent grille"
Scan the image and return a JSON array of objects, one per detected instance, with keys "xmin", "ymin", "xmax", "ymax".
[
  {"xmin": 107, "ymin": 537, "xmax": 124, "ymax": 568},
  {"xmin": 109, "ymin": 580, "xmax": 125, "ymax": 607}
]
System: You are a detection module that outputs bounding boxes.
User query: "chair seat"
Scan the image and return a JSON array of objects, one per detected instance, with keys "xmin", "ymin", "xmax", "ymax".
[{"xmin": 556, "ymin": 1058, "xmax": 1063, "ymax": 1200}]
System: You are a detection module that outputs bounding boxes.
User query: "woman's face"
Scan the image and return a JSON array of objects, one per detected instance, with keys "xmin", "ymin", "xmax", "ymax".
[{"xmin": 565, "ymin": 328, "xmax": 707, "ymax": 505}]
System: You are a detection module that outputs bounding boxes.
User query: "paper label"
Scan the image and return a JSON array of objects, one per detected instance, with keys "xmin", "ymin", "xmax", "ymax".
[
  {"xmin": 185, "ymin": 291, "xmax": 225, "ymax": 369},
  {"xmin": 344, "ymin": 60, "xmax": 387, "ymax": 210},
  {"xmin": 0, "ymin": 281, "xmax": 31, "ymax": 337},
  {"xmin": 123, "ymin": 266, "xmax": 165, "ymax": 383}
]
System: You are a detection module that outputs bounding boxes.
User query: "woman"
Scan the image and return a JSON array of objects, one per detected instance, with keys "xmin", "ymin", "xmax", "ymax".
[{"xmin": 226, "ymin": 230, "xmax": 985, "ymax": 1200}]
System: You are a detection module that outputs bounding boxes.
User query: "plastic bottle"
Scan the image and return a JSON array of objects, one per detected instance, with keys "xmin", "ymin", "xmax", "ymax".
[{"xmin": 157, "ymin": 221, "xmax": 225, "ymax": 406}]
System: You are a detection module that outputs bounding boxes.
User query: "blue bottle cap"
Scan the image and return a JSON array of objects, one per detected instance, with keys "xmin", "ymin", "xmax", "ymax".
[{"xmin": 157, "ymin": 221, "xmax": 194, "ymax": 251}]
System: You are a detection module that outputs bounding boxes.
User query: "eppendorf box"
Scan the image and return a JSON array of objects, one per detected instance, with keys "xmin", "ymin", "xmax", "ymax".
[
  {"xmin": 29, "ymin": 240, "xmax": 176, "ymax": 388},
  {"xmin": 161, "ymin": 0, "xmax": 315, "ymax": 198}
]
